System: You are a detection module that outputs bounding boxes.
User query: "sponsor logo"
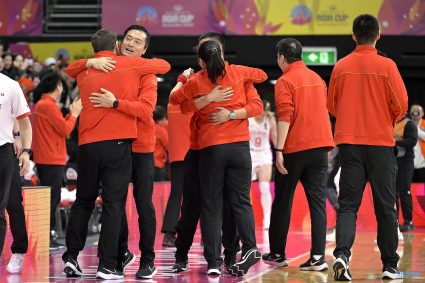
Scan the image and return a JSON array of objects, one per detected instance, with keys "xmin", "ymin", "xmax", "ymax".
[
  {"xmin": 162, "ymin": 5, "xmax": 195, "ymax": 28},
  {"xmin": 136, "ymin": 6, "xmax": 158, "ymax": 26},
  {"xmin": 310, "ymin": 260, "xmax": 320, "ymax": 265},
  {"xmin": 291, "ymin": 5, "xmax": 312, "ymax": 25}
]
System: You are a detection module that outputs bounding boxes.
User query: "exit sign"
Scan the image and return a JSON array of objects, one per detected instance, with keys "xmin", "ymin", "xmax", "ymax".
[{"xmin": 303, "ymin": 47, "xmax": 337, "ymax": 66}]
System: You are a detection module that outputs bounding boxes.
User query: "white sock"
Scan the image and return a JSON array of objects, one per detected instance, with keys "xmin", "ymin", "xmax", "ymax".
[{"xmin": 259, "ymin": 181, "xmax": 272, "ymax": 224}]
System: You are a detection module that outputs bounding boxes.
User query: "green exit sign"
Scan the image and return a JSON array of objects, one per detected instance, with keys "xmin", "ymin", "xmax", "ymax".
[{"xmin": 303, "ymin": 47, "xmax": 337, "ymax": 66}]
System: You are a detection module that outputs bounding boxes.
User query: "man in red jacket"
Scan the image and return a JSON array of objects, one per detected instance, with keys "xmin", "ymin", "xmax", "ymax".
[
  {"xmin": 61, "ymin": 29, "xmax": 170, "ymax": 280},
  {"xmin": 68, "ymin": 25, "xmax": 170, "ymax": 279},
  {"xmin": 32, "ymin": 72, "xmax": 81, "ymax": 249},
  {"xmin": 262, "ymin": 38, "xmax": 334, "ymax": 272},
  {"xmin": 161, "ymin": 103, "xmax": 191, "ymax": 246},
  {"xmin": 327, "ymin": 14, "xmax": 408, "ymax": 281}
]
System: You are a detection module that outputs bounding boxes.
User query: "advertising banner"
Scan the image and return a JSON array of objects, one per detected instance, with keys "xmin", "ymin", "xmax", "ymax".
[
  {"xmin": 102, "ymin": 0, "xmax": 425, "ymax": 35},
  {"xmin": 9, "ymin": 42, "xmax": 93, "ymax": 63}
]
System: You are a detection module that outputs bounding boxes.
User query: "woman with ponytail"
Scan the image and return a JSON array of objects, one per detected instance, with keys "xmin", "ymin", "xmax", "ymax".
[{"xmin": 169, "ymin": 40, "xmax": 266, "ymax": 276}]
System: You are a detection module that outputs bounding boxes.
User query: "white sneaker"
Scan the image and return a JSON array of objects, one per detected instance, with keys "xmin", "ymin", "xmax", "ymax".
[{"xmin": 6, "ymin": 253, "xmax": 25, "ymax": 273}]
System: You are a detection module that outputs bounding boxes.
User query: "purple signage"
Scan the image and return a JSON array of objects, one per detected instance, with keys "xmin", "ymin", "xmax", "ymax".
[{"xmin": 0, "ymin": 0, "xmax": 43, "ymax": 36}]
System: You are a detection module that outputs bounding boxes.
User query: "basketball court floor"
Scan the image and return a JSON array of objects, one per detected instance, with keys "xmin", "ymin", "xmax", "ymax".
[{"xmin": 2, "ymin": 183, "xmax": 424, "ymax": 282}]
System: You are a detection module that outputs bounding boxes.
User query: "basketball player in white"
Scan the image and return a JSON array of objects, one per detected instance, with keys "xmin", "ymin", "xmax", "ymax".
[{"xmin": 249, "ymin": 100, "xmax": 277, "ymax": 229}]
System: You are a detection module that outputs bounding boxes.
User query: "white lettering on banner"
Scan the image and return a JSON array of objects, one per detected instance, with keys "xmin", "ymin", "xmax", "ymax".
[{"xmin": 161, "ymin": 5, "xmax": 195, "ymax": 28}]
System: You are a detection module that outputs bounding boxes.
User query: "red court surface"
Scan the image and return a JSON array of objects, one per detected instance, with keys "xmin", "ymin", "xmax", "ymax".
[{"xmin": 1, "ymin": 182, "xmax": 424, "ymax": 282}]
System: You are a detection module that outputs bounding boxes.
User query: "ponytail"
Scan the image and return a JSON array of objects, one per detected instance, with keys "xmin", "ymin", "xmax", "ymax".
[
  {"xmin": 33, "ymin": 70, "xmax": 61, "ymax": 104},
  {"xmin": 198, "ymin": 40, "xmax": 226, "ymax": 84}
]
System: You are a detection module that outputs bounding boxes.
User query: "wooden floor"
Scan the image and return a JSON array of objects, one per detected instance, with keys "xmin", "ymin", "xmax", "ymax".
[
  {"xmin": 1, "ymin": 228, "xmax": 423, "ymax": 282},
  {"xmin": 1, "ymin": 182, "xmax": 424, "ymax": 282},
  {"xmin": 253, "ymin": 230, "xmax": 425, "ymax": 283}
]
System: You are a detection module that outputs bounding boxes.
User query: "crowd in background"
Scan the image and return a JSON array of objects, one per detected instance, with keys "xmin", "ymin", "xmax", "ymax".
[{"xmin": 0, "ymin": 43, "xmax": 174, "ymax": 183}]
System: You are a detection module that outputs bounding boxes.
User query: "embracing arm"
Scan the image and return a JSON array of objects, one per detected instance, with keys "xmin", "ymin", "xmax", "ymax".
[{"xmin": 208, "ymin": 82, "xmax": 263, "ymax": 124}]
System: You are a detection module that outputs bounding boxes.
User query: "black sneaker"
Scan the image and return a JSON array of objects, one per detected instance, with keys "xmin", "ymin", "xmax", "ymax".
[
  {"xmin": 122, "ymin": 250, "xmax": 136, "ymax": 270},
  {"xmin": 224, "ymin": 254, "xmax": 237, "ymax": 274},
  {"xmin": 63, "ymin": 256, "xmax": 83, "ymax": 277},
  {"xmin": 299, "ymin": 255, "xmax": 328, "ymax": 271},
  {"xmin": 162, "ymin": 232, "xmax": 176, "ymax": 247},
  {"xmin": 172, "ymin": 259, "xmax": 188, "ymax": 273},
  {"xmin": 382, "ymin": 265, "xmax": 401, "ymax": 279},
  {"xmin": 262, "ymin": 252, "xmax": 288, "ymax": 267},
  {"xmin": 136, "ymin": 264, "xmax": 157, "ymax": 279},
  {"xmin": 333, "ymin": 255, "xmax": 352, "ymax": 281},
  {"xmin": 228, "ymin": 248, "xmax": 261, "ymax": 277},
  {"xmin": 400, "ymin": 222, "xmax": 414, "ymax": 232},
  {"xmin": 96, "ymin": 265, "xmax": 124, "ymax": 280}
]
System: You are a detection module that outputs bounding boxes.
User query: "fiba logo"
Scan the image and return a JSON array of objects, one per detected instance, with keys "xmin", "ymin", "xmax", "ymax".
[{"xmin": 136, "ymin": 6, "xmax": 158, "ymax": 26}]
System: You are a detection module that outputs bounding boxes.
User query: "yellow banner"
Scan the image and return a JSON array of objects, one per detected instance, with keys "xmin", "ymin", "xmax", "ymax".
[
  {"xmin": 257, "ymin": 0, "xmax": 384, "ymax": 35},
  {"xmin": 29, "ymin": 42, "xmax": 93, "ymax": 63}
]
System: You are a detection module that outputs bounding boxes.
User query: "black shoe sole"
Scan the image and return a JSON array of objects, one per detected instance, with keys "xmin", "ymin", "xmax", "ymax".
[
  {"xmin": 229, "ymin": 249, "xmax": 261, "ymax": 277},
  {"xmin": 333, "ymin": 260, "xmax": 351, "ymax": 281},
  {"xmin": 136, "ymin": 268, "xmax": 158, "ymax": 279},
  {"xmin": 64, "ymin": 266, "xmax": 82, "ymax": 277},
  {"xmin": 172, "ymin": 266, "xmax": 188, "ymax": 273}
]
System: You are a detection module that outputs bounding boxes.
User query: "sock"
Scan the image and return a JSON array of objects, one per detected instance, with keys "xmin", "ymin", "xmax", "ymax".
[{"xmin": 259, "ymin": 181, "xmax": 272, "ymax": 224}]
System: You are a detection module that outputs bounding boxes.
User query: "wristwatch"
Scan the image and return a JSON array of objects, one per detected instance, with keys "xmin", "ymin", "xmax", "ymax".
[
  {"xmin": 22, "ymin": 148, "xmax": 33, "ymax": 156},
  {"xmin": 229, "ymin": 110, "xmax": 236, "ymax": 120},
  {"xmin": 112, "ymin": 99, "xmax": 119, "ymax": 108},
  {"xmin": 13, "ymin": 131, "xmax": 20, "ymax": 137}
]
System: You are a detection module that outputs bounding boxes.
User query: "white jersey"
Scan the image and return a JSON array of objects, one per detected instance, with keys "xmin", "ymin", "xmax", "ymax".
[
  {"xmin": 249, "ymin": 117, "xmax": 271, "ymax": 152},
  {"xmin": 0, "ymin": 73, "xmax": 31, "ymax": 146}
]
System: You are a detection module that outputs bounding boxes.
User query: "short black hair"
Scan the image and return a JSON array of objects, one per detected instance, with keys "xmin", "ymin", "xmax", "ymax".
[
  {"xmin": 123, "ymin": 25, "xmax": 151, "ymax": 49},
  {"xmin": 91, "ymin": 29, "xmax": 117, "ymax": 53},
  {"xmin": 153, "ymin": 105, "xmax": 167, "ymax": 122},
  {"xmin": 353, "ymin": 14, "xmax": 380, "ymax": 45},
  {"xmin": 276, "ymin": 38, "xmax": 302, "ymax": 64},
  {"xmin": 199, "ymin": 32, "xmax": 225, "ymax": 50},
  {"xmin": 38, "ymin": 71, "xmax": 62, "ymax": 94}
]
